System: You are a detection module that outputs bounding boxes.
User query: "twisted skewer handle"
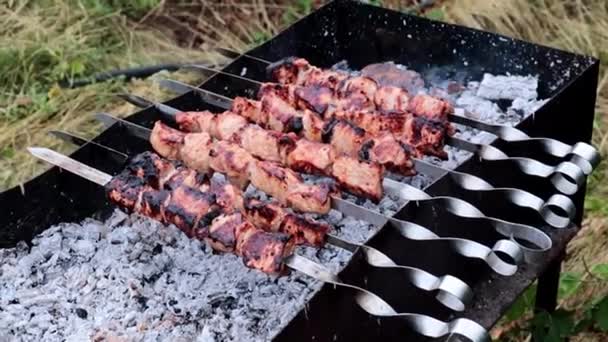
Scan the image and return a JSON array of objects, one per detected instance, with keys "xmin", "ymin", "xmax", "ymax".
[
  {"xmin": 327, "ymin": 234, "xmax": 473, "ymax": 311},
  {"xmin": 450, "ymin": 114, "xmax": 600, "ymax": 175},
  {"xmin": 286, "ymin": 255, "xmax": 489, "ymax": 342},
  {"xmin": 447, "ymin": 137, "xmax": 585, "ymax": 195}
]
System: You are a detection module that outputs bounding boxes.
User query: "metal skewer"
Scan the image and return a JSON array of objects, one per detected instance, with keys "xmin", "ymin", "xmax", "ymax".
[
  {"xmin": 111, "ymin": 96, "xmax": 554, "ymax": 264},
  {"xmin": 135, "ymin": 82, "xmax": 566, "ymax": 250},
  {"xmin": 27, "ymin": 146, "xmax": 488, "ymax": 342},
  {"xmin": 213, "ymin": 47, "xmax": 600, "ymax": 176},
  {"xmin": 159, "ymin": 75, "xmax": 586, "ymax": 196},
  {"xmin": 121, "ymin": 91, "xmax": 576, "ymax": 230},
  {"xmin": 96, "ymin": 111, "xmax": 530, "ymax": 276},
  {"xmin": 51, "ymin": 130, "xmax": 473, "ymax": 312}
]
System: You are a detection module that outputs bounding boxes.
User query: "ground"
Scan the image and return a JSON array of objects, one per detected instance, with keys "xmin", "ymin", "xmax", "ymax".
[{"xmin": 1, "ymin": 0, "xmax": 606, "ymax": 340}]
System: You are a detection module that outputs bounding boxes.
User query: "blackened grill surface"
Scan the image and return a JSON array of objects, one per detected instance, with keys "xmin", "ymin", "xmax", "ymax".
[{"xmin": 0, "ymin": 0, "xmax": 599, "ymax": 341}]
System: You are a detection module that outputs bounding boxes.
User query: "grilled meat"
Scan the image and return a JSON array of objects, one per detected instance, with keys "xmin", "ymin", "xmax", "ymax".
[
  {"xmin": 165, "ymin": 110, "xmax": 387, "ymax": 201},
  {"xmin": 106, "ymin": 152, "xmax": 333, "ymax": 273},
  {"xmin": 243, "ymin": 198, "xmax": 328, "ymax": 246},
  {"xmin": 360, "ymin": 62, "xmax": 425, "ymax": 93},
  {"xmin": 150, "ymin": 121, "xmax": 334, "ymax": 214}
]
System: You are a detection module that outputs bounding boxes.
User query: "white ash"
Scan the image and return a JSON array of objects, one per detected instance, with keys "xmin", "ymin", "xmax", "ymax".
[
  {"xmin": 476, "ymin": 73, "xmax": 538, "ymax": 101},
  {"xmin": 0, "ymin": 209, "xmax": 372, "ymax": 342}
]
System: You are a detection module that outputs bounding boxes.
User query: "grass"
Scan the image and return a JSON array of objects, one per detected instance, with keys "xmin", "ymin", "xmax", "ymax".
[{"xmin": 0, "ymin": 0, "xmax": 222, "ymax": 190}]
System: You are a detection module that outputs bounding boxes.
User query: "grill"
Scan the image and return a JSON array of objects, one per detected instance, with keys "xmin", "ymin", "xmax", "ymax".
[{"xmin": 0, "ymin": 1, "xmax": 600, "ymax": 341}]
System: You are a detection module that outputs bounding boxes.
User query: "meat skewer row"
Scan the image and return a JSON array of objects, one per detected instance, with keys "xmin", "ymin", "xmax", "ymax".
[
  {"xmin": 150, "ymin": 120, "xmax": 334, "ymax": 214},
  {"xmin": 159, "ymin": 78, "xmax": 587, "ymax": 196},
  {"xmin": 27, "ymin": 147, "xmax": 492, "ymax": 342},
  {"xmin": 122, "ymin": 151, "xmax": 328, "ymax": 247},
  {"xmin": 181, "ymin": 64, "xmax": 449, "ymax": 159},
  {"xmin": 112, "ymin": 159, "xmax": 296, "ymax": 275},
  {"xmin": 36, "ymin": 137, "xmax": 477, "ymax": 311},
  {"xmin": 118, "ymin": 94, "xmax": 578, "ymax": 230},
  {"xmin": 92, "ymin": 115, "xmax": 533, "ymax": 276},
  {"xmin": 123, "ymin": 95, "xmax": 393, "ymax": 202},
  {"xmin": 262, "ymin": 57, "xmax": 597, "ymax": 177},
  {"xmin": 98, "ymin": 113, "xmax": 556, "ymax": 270}
]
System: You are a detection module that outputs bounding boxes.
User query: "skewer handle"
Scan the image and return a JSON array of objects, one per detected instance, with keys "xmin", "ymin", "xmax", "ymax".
[
  {"xmin": 286, "ymin": 254, "xmax": 489, "ymax": 342},
  {"xmin": 450, "ymin": 114, "xmax": 600, "ymax": 175}
]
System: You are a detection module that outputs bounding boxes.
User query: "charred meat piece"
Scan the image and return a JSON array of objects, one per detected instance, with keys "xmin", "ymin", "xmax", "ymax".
[
  {"xmin": 267, "ymin": 57, "xmax": 312, "ymax": 86},
  {"xmin": 209, "ymin": 178, "xmax": 244, "ymax": 211},
  {"xmin": 374, "ymin": 86, "xmax": 411, "ymax": 113},
  {"xmin": 105, "ymin": 170, "xmax": 147, "ymax": 212},
  {"xmin": 164, "ymin": 185, "xmax": 217, "ymax": 237},
  {"xmin": 232, "ymin": 97, "xmax": 267, "ymax": 126},
  {"xmin": 205, "ymin": 212, "xmax": 243, "ymax": 252},
  {"xmin": 331, "ymin": 156, "xmax": 384, "ymax": 203},
  {"xmin": 208, "ymin": 140, "xmax": 254, "ymax": 189},
  {"xmin": 408, "ymin": 94, "xmax": 453, "ymax": 122},
  {"xmin": 329, "ymin": 109, "xmax": 409, "ymax": 136},
  {"xmin": 261, "ymin": 92, "xmax": 302, "ymax": 133},
  {"xmin": 338, "ymin": 76, "xmax": 378, "ymax": 111},
  {"xmin": 401, "ymin": 116, "xmax": 448, "ymax": 159},
  {"xmin": 243, "ymin": 199, "xmax": 328, "ymax": 247},
  {"xmin": 248, "ymin": 160, "xmax": 332, "ymax": 214},
  {"xmin": 286, "ymin": 138, "xmax": 334, "ymax": 175},
  {"xmin": 235, "ymin": 220, "xmax": 295, "ymax": 275},
  {"xmin": 235, "ymin": 125, "xmax": 293, "ymax": 163},
  {"xmin": 294, "ymin": 84, "xmax": 334, "ymax": 116},
  {"xmin": 322, "ymin": 118, "xmax": 367, "ymax": 157},
  {"xmin": 359, "ymin": 133, "xmax": 415, "ymax": 175}
]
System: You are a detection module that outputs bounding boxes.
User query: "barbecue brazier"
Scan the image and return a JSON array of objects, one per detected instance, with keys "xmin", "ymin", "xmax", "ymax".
[{"xmin": 0, "ymin": 1, "xmax": 600, "ymax": 341}]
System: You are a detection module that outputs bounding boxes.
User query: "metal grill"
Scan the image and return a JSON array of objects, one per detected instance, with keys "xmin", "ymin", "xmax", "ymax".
[{"xmin": 0, "ymin": 1, "xmax": 601, "ymax": 341}]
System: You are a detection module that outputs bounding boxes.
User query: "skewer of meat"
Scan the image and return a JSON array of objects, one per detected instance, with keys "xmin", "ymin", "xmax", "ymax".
[
  {"xmin": 158, "ymin": 78, "xmax": 587, "ymax": 196},
  {"xmin": 142, "ymin": 101, "xmax": 390, "ymax": 202},
  {"xmin": 180, "ymin": 64, "xmax": 449, "ymax": 159},
  {"xmin": 35, "ymin": 137, "xmax": 478, "ymax": 312},
  {"xmin": 28, "ymin": 147, "xmax": 490, "ymax": 342},
  {"xmin": 117, "ymin": 94, "xmax": 578, "ymax": 231},
  {"xmin": 257, "ymin": 56, "xmax": 598, "ymax": 176}
]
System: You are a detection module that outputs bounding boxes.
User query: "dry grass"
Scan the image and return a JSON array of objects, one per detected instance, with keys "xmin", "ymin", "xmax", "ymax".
[{"xmin": 0, "ymin": 0, "xmax": 225, "ymax": 191}]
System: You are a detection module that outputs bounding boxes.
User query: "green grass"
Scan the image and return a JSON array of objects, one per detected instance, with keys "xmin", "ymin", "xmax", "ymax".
[{"xmin": 0, "ymin": 0, "xmax": 215, "ymax": 190}]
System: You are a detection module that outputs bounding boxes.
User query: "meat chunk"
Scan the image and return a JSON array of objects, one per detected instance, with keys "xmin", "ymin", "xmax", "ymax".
[
  {"xmin": 374, "ymin": 86, "xmax": 411, "ymax": 113},
  {"xmin": 235, "ymin": 221, "xmax": 295, "ymax": 275},
  {"xmin": 408, "ymin": 94, "xmax": 453, "ymax": 122},
  {"xmin": 206, "ymin": 212, "xmax": 242, "ymax": 252},
  {"xmin": 322, "ymin": 118, "xmax": 367, "ymax": 157},
  {"xmin": 286, "ymin": 139, "xmax": 334, "ymax": 175},
  {"xmin": 331, "ymin": 156, "xmax": 384, "ymax": 203},
  {"xmin": 149, "ymin": 121, "xmax": 184, "ymax": 160},
  {"xmin": 243, "ymin": 199, "xmax": 328, "ymax": 247},
  {"xmin": 360, "ymin": 133, "xmax": 415, "ymax": 175},
  {"xmin": 208, "ymin": 141, "xmax": 254, "ymax": 189},
  {"xmin": 180, "ymin": 132, "xmax": 213, "ymax": 174},
  {"xmin": 232, "ymin": 97, "xmax": 267, "ymax": 126}
]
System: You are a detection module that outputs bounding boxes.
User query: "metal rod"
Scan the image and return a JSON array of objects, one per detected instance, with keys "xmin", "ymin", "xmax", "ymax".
[
  {"xmin": 96, "ymin": 113, "xmax": 532, "ymax": 275},
  {"xmin": 28, "ymin": 146, "xmax": 488, "ymax": 341},
  {"xmin": 184, "ymin": 58, "xmax": 600, "ymax": 177},
  {"xmin": 141, "ymin": 85, "xmax": 576, "ymax": 229}
]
